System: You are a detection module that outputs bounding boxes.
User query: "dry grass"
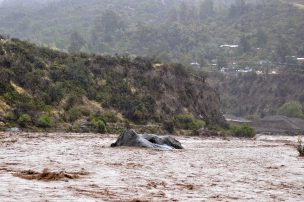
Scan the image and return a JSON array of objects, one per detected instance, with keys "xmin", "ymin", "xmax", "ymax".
[
  {"xmin": 10, "ymin": 81, "xmax": 31, "ymax": 96},
  {"xmin": 0, "ymin": 99, "xmax": 11, "ymax": 116}
]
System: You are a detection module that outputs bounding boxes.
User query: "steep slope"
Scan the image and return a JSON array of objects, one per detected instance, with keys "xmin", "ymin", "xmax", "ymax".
[
  {"xmin": 210, "ymin": 71, "xmax": 304, "ymax": 117},
  {"xmin": 0, "ymin": 36, "xmax": 225, "ymax": 130}
]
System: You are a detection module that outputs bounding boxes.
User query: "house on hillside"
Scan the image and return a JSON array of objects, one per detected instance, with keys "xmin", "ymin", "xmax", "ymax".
[
  {"xmin": 220, "ymin": 44, "xmax": 239, "ymax": 48},
  {"xmin": 190, "ymin": 62, "xmax": 200, "ymax": 69},
  {"xmin": 237, "ymin": 66, "xmax": 253, "ymax": 73},
  {"xmin": 297, "ymin": 58, "xmax": 304, "ymax": 65},
  {"xmin": 220, "ymin": 67, "xmax": 229, "ymax": 73}
]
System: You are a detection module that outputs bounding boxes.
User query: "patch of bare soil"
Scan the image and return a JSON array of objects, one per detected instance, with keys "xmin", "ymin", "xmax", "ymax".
[
  {"xmin": 0, "ymin": 132, "xmax": 303, "ymax": 201},
  {"xmin": 13, "ymin": 168, "xmax": 89, "ymax": 181}
]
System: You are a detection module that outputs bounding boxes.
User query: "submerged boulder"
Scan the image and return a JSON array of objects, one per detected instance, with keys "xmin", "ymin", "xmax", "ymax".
[{"xmin": 111, "ymin": 129, "xmax": 183, "ymax": 150}]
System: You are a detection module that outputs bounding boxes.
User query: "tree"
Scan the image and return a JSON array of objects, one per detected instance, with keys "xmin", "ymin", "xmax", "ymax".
[
  {"xmin": 92, "ymin": 10, "xmax": 125, "ymax": 43},
  {"xmin": 199, "ymin": 0, "xmax": 214, "ymax": 20},
  {"xmin": 217, "ymin": 55, "xmax": 228, "ymax": 68},
  {"xmin": 68, "ymin": 32, "xmax": 85, "ymax": 53},
  {"xmin": 256, "ymin": 29, "xmax": 268, "ymax": 47},
  {"xmin": 239, "ymin": 35, "xmax": 251, "ymax": 53},
  {"xmin": 179, "ymin": 2, "xmax": 190, "ymax": 24},
  {"xmin": 276, "ymin": 38, "xmax": 291, "ymax": 63},
  {"xmin": 229, "ymin": 0, "xmax": 247, "ymax": 18}
]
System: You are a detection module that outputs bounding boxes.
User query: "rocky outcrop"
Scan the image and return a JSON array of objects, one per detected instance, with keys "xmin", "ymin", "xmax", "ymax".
[{"xmin": 111, "ymin": 129, "xmax": 183, "ymax": 150}]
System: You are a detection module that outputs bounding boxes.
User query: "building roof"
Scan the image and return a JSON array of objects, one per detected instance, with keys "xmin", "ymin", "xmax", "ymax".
[
  {"xmin": 220, "ymin": 45, "xmax": 239, "ymax": 48},
  {"xmin": 224, "ymin": 114, "xmax": 251, "ymax": 123}
]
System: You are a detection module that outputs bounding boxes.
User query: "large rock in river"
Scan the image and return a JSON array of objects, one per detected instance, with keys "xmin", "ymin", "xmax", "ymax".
[{"xmin": 111, "ymin": 129, "xmax": 183, "ymax": 149}]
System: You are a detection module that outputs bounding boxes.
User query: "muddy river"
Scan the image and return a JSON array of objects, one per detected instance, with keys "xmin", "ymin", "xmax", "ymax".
[{"xmin": 0, "ymin": 132, "xmax": 303, "ymax": 201}]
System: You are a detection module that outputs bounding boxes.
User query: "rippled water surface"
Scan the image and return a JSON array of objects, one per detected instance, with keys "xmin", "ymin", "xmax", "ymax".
[{"xmin": 0, "ymin": 133, "xmax": 303, "ymax": 201}]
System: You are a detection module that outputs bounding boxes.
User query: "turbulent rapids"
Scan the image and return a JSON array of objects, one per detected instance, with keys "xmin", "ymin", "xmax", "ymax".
[{"xmin": 0, "ymin": 132, "xmax": 303, "ymax": 201}]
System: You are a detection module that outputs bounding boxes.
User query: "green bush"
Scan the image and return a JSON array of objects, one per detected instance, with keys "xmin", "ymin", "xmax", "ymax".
[
  {"xmin": 37, "ymin": 114, "xmax": 54, "ymax": 128},
  {"xmin": 174, "ymin": 114, "xmax": 205, "ymax": 130},
  {"xmin": 230, "ymin": 124, "xmax": 255, "ymax": 138},
  {"xmin": 18, "ymin": 114, "xmax": 32, "ymax": 127},
  {"xmin": 277, "ymin": 101, "xmax": 304, "ymax": 118},
  {"xmin": 91, "ymin": 119, "xmax": 106, "ymax": 133},
  {"xmin": 100, "ymin": 111, "xmax": 119, "ymax": 123},
  {"xmin": 90, "ymin": 112, "xmax": 120, "ymax": 125},
  {"xmin": 67, "ymin": 107, "xmax": 82, "ymax": 122}
]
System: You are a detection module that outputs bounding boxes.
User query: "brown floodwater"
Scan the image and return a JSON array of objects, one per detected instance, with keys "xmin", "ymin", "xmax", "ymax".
[{"xmin": 0, "ymin": 132, "xmax": 303, "ymax": 201}]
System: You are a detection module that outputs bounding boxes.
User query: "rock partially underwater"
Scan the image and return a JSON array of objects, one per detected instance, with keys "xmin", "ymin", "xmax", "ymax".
[{"xmin": 111, "ymin": 130, "xmax": 183, "ymax": 150}]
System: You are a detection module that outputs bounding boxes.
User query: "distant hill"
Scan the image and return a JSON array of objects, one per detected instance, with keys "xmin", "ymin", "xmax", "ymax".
[
  {"xmin": 0, "ymin": 36, "xmax": 225, "ymax": 131},
  {"xmin": 0, "ymin": 0, "xmax": 303, "ymax": 65}
]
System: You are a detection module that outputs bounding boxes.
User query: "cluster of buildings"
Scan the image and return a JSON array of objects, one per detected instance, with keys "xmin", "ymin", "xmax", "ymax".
[{"xmin": 188, "ymin": 44, "xmax": 304, "ymax": 74}]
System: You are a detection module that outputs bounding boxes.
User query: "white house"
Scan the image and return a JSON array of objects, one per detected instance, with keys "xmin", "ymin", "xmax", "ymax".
[{"xmin": 220, "ymin": 44, "xmax": 239, "ymax": 48}]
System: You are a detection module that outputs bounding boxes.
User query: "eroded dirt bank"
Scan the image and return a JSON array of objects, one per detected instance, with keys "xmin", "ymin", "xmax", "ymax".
[{"xmin": 0, "ymin": 132, "xmax": 303, "ymax": 201}]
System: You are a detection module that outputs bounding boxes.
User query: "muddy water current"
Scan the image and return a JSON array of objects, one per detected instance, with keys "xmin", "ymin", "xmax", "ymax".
[{"xmin": 0, "ymin": 133, "xmax": 303, "ymax": 201}]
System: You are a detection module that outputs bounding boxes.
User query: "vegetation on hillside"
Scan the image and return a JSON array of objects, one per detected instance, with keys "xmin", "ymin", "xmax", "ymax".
[
  {"xmin": 0, "ymin": 0, "xmax": 303, "ymax": 67},
  {"xmin": 0, "ymin": 36, "xmax": 225, "ymax": 132},
  {"xmin": 230, "ymin": 124, "xmax": 255, "ymax": 138},
  {"xmin": 277, "ymin": 101, "xmax": 304, "ymax": 118},
  {"xmin": 1, "ymin": 0, "xmax": 304, "ymax": 127},
  {"xmin": 210, "ymin": 71, "xmax": 304, "ymax": 118}
]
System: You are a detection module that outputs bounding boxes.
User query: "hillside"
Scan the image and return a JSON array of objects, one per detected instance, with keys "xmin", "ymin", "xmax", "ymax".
[
  {"xmin": 210, "ymin": 71, "xmax": 304, "ymax": 118},
  {"xmin": 0, "ymin": 0, "xmax": 303, "ymax": 66},
  {"xmin": 0, "ymin": 36, "xmax": 225, "ymax": 132}
]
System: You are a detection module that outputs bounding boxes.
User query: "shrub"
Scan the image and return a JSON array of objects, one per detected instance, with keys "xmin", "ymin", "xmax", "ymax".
[
  {"xmin": 163, "ymin": 120, "xmax": 175, "ymax": 134},
  {"xmin": 91, "ymin": 119, "xmax": 106, "ymax": 134},
  {"xmin": 100, "ymin": 111, "xmax": 120, "ymax": 123},
  {"xmin": 96, "ymin": 92, "xmax": 111, "ymax": 105},
  {"xmin": 230, "ymin": 124, "xmax": 255, "ymax": 138},
  {"xmin": 18, "ymin": 114, "xmax": 32, "ymax": 127},
  {"xmin": 173, "ymin": 63, "xmax": 189, "ymax": 76},
  {"xmin": 95, "ymin": 120, "xmax": 107, "ymax": 133},
  {"xmin": 67, "ymin": 107, "xmax": 82, "ymax": 122},
  {"xmin": 37, "ymin": 114, "xmax": 54, "ymax": 128},
  {"xmin": 64, "ymin": 94, "xmax": 81, "ymax": 110},
  {"xmin": 146, "ymin": 124, "xmax": 159, "ymax": 134},
  {"xmin": 277, "ymin": 101, "xmax": 304, "ymax": 118},
  {"xmin": 91, "ymin": 112, "xmax": 120, "ymax": 124},
  {"xmin": 297, "ymin": 136, "xmax": 304, "ymax": 157},
  {"xmin": 174, "ymin": 114, "xmax": 205, "ymax": 130}
]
